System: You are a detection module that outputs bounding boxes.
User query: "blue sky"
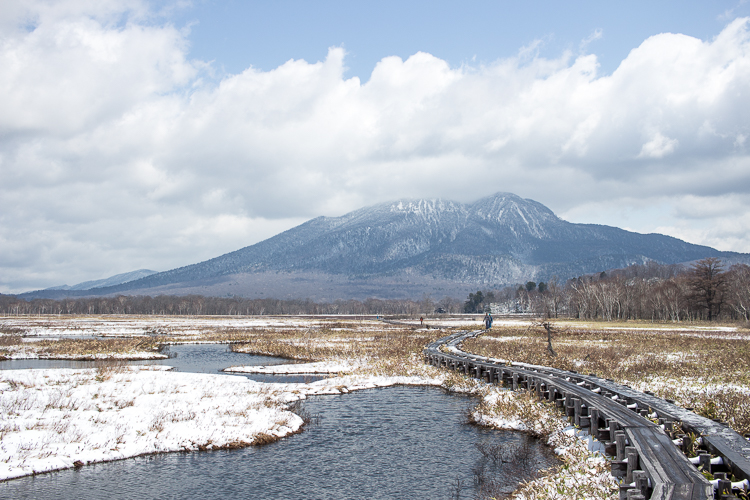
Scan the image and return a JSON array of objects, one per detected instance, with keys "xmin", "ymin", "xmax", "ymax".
[
  {"xmin": 1, "ymin": 0, "xmax": 750, "ymax": 293},
  {"xmin": 172, "ymin": 0, "xmax": 749, "ymax": 78}
]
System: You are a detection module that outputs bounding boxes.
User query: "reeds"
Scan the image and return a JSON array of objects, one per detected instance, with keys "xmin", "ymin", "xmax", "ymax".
[
  {"xmin": 0, "ymin": 337, "xmax": 164, "ymax": 360},
  {"xmin": 463, "ymin": 324, "xmax": 750, "ymax": 434},
  {"xmin": 229, "ymin": 324, "xmax": 446, "ymax": 378}
]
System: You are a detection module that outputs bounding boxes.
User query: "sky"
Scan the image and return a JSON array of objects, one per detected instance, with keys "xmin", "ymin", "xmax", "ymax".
[{"xmin": 2, "ymin": 0, "xmax": 750, "ymax": 293}]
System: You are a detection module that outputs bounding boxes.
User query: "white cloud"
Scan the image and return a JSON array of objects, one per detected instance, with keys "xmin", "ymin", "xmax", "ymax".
[
  {"xmin": 2, "ymin": 2, "xmax": 750, "ymax": 292},
  {"xmin": 637, "ymin": 132, "xmax": 679, "ymax": 158},
  {"xmin": 580, "ymin": 28, "xmax": 603, "ymax": 52}
]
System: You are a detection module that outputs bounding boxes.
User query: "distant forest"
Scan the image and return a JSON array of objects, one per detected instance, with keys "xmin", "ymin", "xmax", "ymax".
[
  {"xmin": 1, "ymin": 259, "xmax": 748, "ymax": 322},
  {"xmin": 503, "ymin": 258, "xmax": 749, "ymax": 322}
]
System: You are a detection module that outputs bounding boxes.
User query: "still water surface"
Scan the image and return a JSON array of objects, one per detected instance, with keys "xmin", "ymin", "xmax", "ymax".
[
  {"xmin": 1, "ymin": 386, "xmax": 555, "ymax": 499},
  {"xmin": 0, "ymin": 343, "xmax": 326, "ymax": 383},
  {"xmin": 0, "ymin": 344, "xmax": 556, "ymax": 499}
]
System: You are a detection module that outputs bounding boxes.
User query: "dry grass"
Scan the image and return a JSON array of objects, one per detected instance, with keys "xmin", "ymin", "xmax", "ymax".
[
  {"xmin": 229, "ymin": 323, "xmax": 447, "ymax": 377},
  {"xmin": 0, "ymin": 334, "xmax": 23, "ymax": 347},
  {"xmin": 0, "ymin": 337, "xmax": 163, "ymax": 360},
  {"xmin": 0, "ymin": 316, "xmax": 619, "ymax": 498},
  {"xmin": 463, "ymin": 323, "xmax": 750, "ymax": 434}
]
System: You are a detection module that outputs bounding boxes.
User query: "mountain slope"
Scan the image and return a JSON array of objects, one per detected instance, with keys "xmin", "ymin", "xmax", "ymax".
[
  {"xmin": 21, "ymin": 193, "xmax": 748, "ymax": 300},
  {"xmin": 44, "ymin": 269, "xmax": 158, "ymax": 291}
]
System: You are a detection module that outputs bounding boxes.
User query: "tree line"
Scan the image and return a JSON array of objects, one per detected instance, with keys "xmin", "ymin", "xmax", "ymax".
[
  {"xmin": 0, "ymin": 293, "xmax": 459, "ymax": 317},
  {"xmin": 508, "ymin": 258, "xmax": 750, "ymax": 322},
  {"xmin": 1, "ymin": 258, "xmax": 747, "ymax": 322}
]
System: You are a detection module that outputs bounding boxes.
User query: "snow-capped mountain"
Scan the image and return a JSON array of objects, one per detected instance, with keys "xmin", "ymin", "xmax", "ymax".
[{"xmin": 22, "ymin": 193, "xmax": 748, "ymax": 300}]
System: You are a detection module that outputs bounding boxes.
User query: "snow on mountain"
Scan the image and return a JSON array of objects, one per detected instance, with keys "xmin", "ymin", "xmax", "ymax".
[{"xmin": 23, "ymin": 193, "xmax": 748, "ymax": 300}]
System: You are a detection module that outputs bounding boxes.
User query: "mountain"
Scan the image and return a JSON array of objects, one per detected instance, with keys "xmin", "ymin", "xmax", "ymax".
[
  {"xmin": 44, "ymin": 269, "xmax": 158, "ymax": 291},
  {"xmin": 21, "ymin": 193, "xmax": 749, "ymax": 301}
]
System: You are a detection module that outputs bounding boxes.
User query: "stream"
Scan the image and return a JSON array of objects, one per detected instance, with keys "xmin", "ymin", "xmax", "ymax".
[{"xmin": 0, "ymin": 344, "xmax": 557, "ymax": 499}]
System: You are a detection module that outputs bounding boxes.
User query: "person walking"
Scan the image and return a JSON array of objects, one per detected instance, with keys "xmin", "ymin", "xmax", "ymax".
[{"xmin": 483, "ymin": 312, "xmax": 491, "ymax": 330}]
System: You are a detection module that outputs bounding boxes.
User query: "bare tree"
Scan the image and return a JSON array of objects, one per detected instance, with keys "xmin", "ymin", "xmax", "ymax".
[
  {"xmin": 543, "ymin": 277, "xmax": 563, "ymax": 318},
  {"xmin": 532, "ymin": 316, "xmax": 560, "ymax": 357},
  {"xmin": 688, "ymin": 258, "xmax": 727, "ymax": 321},
  {"xmin": 541, "ymin": 321, "xmax": 556, "ymax": 356},
  {"xmin": 727, "ymin": 264, "xmax": 750, "ymax": 321},
  {"xmin": 656, "ymin": 278, "xmax": 687, "ymax": 322}
]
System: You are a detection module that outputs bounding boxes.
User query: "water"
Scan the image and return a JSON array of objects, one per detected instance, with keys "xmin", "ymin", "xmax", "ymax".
[
  {"xmin": 0, "ymin": 386, "xmax": 556, "ymax": 499},
  {"xmin": 0, "ymin": 344, "xmax": 327, "ymax": 383},
  {"xmin": 158, "ymin": 344, "xmax": 327, "ymax": 383},
  {"xmin": 1, "ymin": 344, "xmax": 556, "ymax": 497}
]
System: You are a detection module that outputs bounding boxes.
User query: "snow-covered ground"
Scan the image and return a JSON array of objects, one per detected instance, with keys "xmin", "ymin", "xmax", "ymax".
[
  {"xmin": 556, "ymin": 320, "xmax": 740, "ymax": 333},
  {"xmin": 626, "ymin": 375, "xmax": 750, "ymax": 401},
  {"xmin": 0, "ymin": 357, "xmax": 616, "ymax": 500},
  {"xmin": 0, "ymin": 315, "xmax": 344, "ymax": 338},
  {"xmin": 0, "ymin": 352, "xmax": 459, "ymax": 482},
  {"xmin": 0, "ymin": 350, "xmax": 167, "ymax": 360},
  {"xmin": 225, "ymin": 361, "xmax": 358, "ymax": 374},
  {"xmin": 1, "ymin": 315, "xmax": 533, "ymax": 338},
  {"xmin": 481, "ymin": 335, "xmax": 526, "ymax": 343},
  {"xmin": 404, "ymin": 317, "xmax": 535, "ymax": 328},
  {"xmin": 0, "ymin": 366, "xmax": 304, "ymax": 480},
  {"xmin": 0, "ymin": 315, "xmax": 625, "ymax": 498}
]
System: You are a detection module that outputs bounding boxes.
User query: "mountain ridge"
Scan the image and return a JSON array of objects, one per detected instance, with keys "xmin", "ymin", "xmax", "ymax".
[
  {"xmin": 43, "ymin": 269, "xmax": 158, "ymax": 291},
  {"xmin": 20, "ymin": 192, "xmax": 749, "ymax": 300}
]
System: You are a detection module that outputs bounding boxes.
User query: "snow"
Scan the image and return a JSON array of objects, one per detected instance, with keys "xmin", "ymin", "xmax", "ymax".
[
  {"xmin": 225, "ymin": 361, "xmax": 357, "ymax": 374},
  {"xmin": 481, "ymin": 335, "xmax": 526, "ymax": 343},
  {"xmin": 566, "ymin": 321, "xmax": 740, "ymax": 333},
  {"xmin": 0, "ymin": 316, "xmax": 343, "ymax": 338},
  {"xmin": 0, "ymin": 360, "xmax": 450, "ymax": 482},
  {"xmin": 626, "ymin": 375, "xmax": 750, "ymax": 397},
  {"xmin": 0, "ymin": 366, "xmax": 305, "ymax": 481},
  {"xmin": 0, "ymin": 357, "xmax": 621, "ymax": 500},
  {"xmin": 0, "ymin": 314, "xmax": 625, "ymax": 498},
  {"xmin": 470, "ymin": 387, "xmax": 617, "ymax": 499},
  {"xmin": 1, "ymin": 351, "xmax": 167, "ymax": 360}
]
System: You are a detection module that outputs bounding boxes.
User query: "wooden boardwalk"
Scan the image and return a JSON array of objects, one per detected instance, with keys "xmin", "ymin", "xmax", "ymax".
[{"xmin": 424, "ymin": 330, "xmax": 750, "ymax": 500}]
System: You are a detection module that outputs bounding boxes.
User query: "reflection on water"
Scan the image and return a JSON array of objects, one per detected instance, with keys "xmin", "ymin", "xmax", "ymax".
[{"xmin": 0, "ymin": 386, "xmax": 557, "ymax": 500}]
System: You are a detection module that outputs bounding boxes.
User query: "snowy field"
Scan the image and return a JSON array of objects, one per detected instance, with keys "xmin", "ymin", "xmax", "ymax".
[
  {"xmin": 225, "ymin": 360, "xmax": 358, "ymax": 374},
  {"xmin": 0, "ymin": 365, "xmax": 301, "ymax": 480},
  {"xmin": 0, "ymin": 314, "xmax": 537, "ymax": 338},
  {"xmin": 0, "ymin": 315, "xmax": 339, "ymax": 338},
  {"xmin": 0, "ymin": 361, "xmax": 617, "ymax": 498},
  {"xmin": 0, "ymin": 314, "xmax": 647, "ymax": 498},
  {"xmin": 1, "ymin": 349, "xmax": 168, "ymax": 361},
  {"xmin": 0, "ymin": 361, "xmax": 448, "ymax": 481}
]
